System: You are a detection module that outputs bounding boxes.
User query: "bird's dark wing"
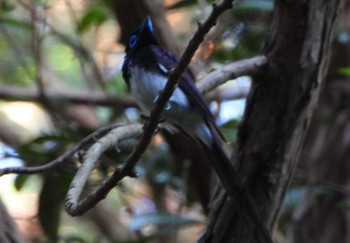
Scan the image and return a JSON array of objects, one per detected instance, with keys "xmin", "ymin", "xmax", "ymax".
[{"xmin": 148, "ymin": 45, "xmax": 226, "ymax": 142}]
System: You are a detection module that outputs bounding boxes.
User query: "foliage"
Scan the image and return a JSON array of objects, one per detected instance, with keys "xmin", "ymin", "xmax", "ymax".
[{"xmin": 338, "ymin": 67, "xmax": 350, "ymax": 76}]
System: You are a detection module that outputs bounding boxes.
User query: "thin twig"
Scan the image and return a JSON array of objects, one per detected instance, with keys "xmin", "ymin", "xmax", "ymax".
[
  {"xmin": 30, "ymin": 0, "xmax": 45, "ymax": 95},
  {"xmin": 0, "ymin": 124, "xmax": 123, "ymax": 176}
]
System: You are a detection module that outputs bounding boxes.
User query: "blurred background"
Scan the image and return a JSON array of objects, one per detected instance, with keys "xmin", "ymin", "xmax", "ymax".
[{"xmin": 0, "ymin": 0, "xmax": 349, "ymax": 242}]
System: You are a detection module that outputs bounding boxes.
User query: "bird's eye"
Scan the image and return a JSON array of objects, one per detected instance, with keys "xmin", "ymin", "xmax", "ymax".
[{"xmin": 129, "ymin": 34, "xmax": 138, "ymax": 48}]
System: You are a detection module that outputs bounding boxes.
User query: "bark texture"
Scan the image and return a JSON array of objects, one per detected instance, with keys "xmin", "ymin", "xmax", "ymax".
[
  {"xmin": 288, "ymin": 80, "xmax": 350, "ymax": 243},
  {"xmin": 287, "ymin": 5, "xmax": 350, "ymax": 242},
  {"xmin": 200, "ymin": 1, "xmax": 346, "ymax": 242}
]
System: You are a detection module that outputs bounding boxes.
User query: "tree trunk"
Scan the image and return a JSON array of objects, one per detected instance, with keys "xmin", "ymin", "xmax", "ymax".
[
  {"xmin": 200, "ymin": 1, "xmax": 346, "ymax": 242},
  {"xmin": 287, "ymin": 4, "xmax": 350, "ymax": 242},
  {"xmin": 287, "ymin": 80, "xmax": 350, "ymax": 243}
]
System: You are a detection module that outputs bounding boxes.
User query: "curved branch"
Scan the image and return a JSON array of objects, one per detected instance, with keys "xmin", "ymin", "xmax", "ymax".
[
  {"xmin": 65, "ymin": 124, "xmax": 143, "ymax": 216},
  {"xmin": 197, "ymin": 55, "xmax": 267, "ymax": 94}
]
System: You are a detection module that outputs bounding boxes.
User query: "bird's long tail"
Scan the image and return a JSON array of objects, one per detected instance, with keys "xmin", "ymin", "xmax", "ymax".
[{"xmin": 202, "ymin": 138, "xmax": 273, "ymax": 243}]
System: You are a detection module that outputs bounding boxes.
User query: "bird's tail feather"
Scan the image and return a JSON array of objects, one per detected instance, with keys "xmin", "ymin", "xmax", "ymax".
[
  {"xmin": 163, "ymin": 122, "xmax": 272, "ymax": 242},
  {"xmin": 202, "ymin": 138, "xmax": 273, "ymax": 243}
]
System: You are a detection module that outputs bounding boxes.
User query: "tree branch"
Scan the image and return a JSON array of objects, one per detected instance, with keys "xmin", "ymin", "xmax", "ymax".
[
  {"xmin": 0, "ymin": 85, "xmax": 136, "ymax": 108},
  {"xmin": 0, "ymin": 55, "xmax": 265, "ymax": 108},
  {"xmin": 0, "ymin": 123, "xmax": 123, "ymax": 176},
  {"xmin": 197, "ymin": 55, "xmax": 267, "ymax": 94},
  {"xmin": 65, "ymin": 124, "xmax": 143, "ymax": 216}
]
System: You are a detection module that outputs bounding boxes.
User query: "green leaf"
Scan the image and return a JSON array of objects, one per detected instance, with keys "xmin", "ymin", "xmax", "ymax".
[
  {"xmin": 77, "ymin": 8, "xmax": 108, "ymax": 33},
  {"xmin": 16, "ymin": 134, "xmax": 71, "ymax": 167},
  {"xmin": 0, "ymin": 17, "xmax": 31, "ymax": 30},
  {"xmin": 221, "ymin": 119, "xmax": 239, "ymax": 143},
  {"xmin": 30, "ymin": 134, "xmax": 70, "ymax": 144},
  {"xmin": 0, "ymin": 0, "xmax": 16, "ymax": 12},
  {"xmin": 14, "ymin": 174, "xmax": 30, "ymax": 191},
  {"xmin": 38, "ymin": 174, "xmax": 72, "ymax": 241},
  {"xmin": 338, "ymin": 67, "xmax": 350, "ymax": 76}
]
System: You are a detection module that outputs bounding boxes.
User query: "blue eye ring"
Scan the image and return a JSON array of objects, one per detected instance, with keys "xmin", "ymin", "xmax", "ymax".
[{"xmin": 129, "ymin": 34, "xmax": 138, "ymax": 48}]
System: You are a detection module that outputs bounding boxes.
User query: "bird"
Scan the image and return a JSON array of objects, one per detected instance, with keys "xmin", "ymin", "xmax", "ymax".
[
  {"xmin": 122, "ymin": 16, "xmax": 239, "ymax": 195},
  {"xmin": 121, "ymin": 17, "xmax": 272, "ymax": 242}
]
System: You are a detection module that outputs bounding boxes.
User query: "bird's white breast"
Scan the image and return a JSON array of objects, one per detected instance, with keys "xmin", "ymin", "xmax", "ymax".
[
  {"xmin": 128, "ymin": 67, "xmax": 189, "ymax": 115},
  {"xmin": 128, "ymin": 66, "xmax": 213, "ymax": 144}
]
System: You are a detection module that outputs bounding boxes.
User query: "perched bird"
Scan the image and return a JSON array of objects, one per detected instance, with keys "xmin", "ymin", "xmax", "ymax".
[
  {"xmin": 122, "ymin": 17, "xmax": 272, "ymax": 241},
  {"xmin": 122, "ymin": 16, "xmax": 242, "ymax": 197}
]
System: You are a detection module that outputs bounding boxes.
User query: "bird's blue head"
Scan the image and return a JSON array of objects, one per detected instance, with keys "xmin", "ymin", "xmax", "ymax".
[{"xmin": 126, "ymin": 17, "xmax": 158, "ymax": 53}]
